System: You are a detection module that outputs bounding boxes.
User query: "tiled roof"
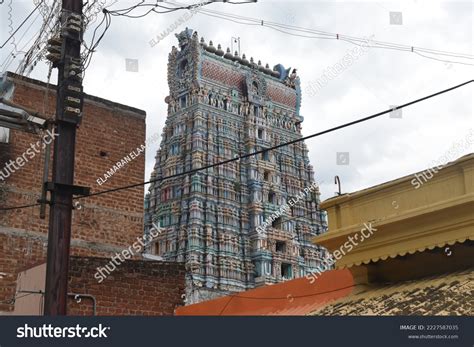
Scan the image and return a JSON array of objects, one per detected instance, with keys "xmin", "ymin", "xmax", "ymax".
[
  {"xmin": 309, "ymin": 267, "xmax": 473, "ymax": 316},
  {"xmin": 175, "ymin": 269, "xmax": 354, "ymax": 316}
]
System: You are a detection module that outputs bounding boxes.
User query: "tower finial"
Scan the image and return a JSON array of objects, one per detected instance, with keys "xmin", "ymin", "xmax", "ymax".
[
  {"xmin": 224, "ymin": 48, "xmax": 233, "ymax": 59},
  {"xmin": 216, "ymin": 44, "xmax": 224, "ymax": 56},
  {"xmin": 206, "ymin": 40, "xmax": 216, "ymax": 53}
]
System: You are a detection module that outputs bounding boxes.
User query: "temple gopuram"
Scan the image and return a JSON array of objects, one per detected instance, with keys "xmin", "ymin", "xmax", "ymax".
[{"xmin": 145, "ymin": 28, "xmax": 327, "ymax": 304}]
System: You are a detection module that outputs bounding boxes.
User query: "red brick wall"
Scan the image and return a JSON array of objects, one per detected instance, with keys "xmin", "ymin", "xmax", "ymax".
[
  {"xmin": 202, "ymin": 60, "xmax": 245, "ymax": 92},
  {"xmin": 267, "ymin": 82, "xmax": 297, "ymax": 108},
  {"xmin": 201, "ymin": 58, "xmax": 297, "ymax": 108},
  {"xmin": 67, "ymin": 257, "xmax": 186, "ymax": 316},
  {"xmin": 0, "ymin": 73, "xmax": 146, "ymax": 312}
]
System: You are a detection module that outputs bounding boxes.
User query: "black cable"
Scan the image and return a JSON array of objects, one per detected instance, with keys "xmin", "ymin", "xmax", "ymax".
[
  {"xmin": 0, "ymin": 0, "xmax": 43, "ymax": 49},
  {"xmin": 74, "ymin": 79, "xmax": 473, "ymax": 200},
  {"xmin": 110, "ymin": 7, "xmax": 176, "ymax": 18},
  {"xmin": 107, "ymin": 0, "xmax": 145, "ymax": 14},
  {"xmin": 0, "ymin": 202, "xmax": 41, "ymax": 211},
  {"xmin": 0, "ymin": 80, "xmax": 472, "ymax": 212},
  {"xmin": 1, "ymin": 10, "xmax": 41, "ymax": 72},
  {"xmin": 17, "ymin": 0, "xmax": 59, "ymax": 75},
  {"xmin": 220, "ymin": 283, "xmax": 355, "ymax": 305},
  {"xmin": 82, "ymin": 11, "xmax": 111, "ymax": 75},
  {"xmin": 106, "ymin": 1, "xmax": 217, "ymax": 18},
  {"xmin": 224, "ymin": 1, "xmax": 258, "ymax": 4},
  {"xmin": 107, "ymin": 2, "xmax": 179, "ymax": 16},
  {"xmin": 155, "ymin": 3, "xmax": 187, "ymax": 11},
  {"xmin": 86, "ymin": 10, "xmax": 107, "ymax": 52},
  {"xmin": 218, "ymin": 295, "xmax": 234, "ymax": 315},
  {"xmin": 0, "ymin": 291, "xmax": 37, "ymax": 305},
  {"xmin": 81, "ymin": 1, "xmax": 213, "ymax": 75}
]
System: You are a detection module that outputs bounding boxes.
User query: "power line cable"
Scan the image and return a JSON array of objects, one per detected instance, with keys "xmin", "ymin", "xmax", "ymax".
[
  {"xmin": 74, "ymin": 79, "xmax": 472, "ymax": 199},
  {"xmin": 0, "ymin": 0, "xmax": 43, "ymax": 49},
  {"xmin": 20, "ymin": 0, "xmax": 60, "ymax": 74},
  {"xmin": 0, "ymin": 80, "xmax": 471, "ymax": 212},
  {"xmin": 17, "ymin": 0, "xmax": 60, "ymax": 75},
  {"xmin": 1, "ymin": 11, "xmax": 42, "ymax": 73},
  {"xmin": 223, "ymin": 283, "xmax": 355, "ymax": 303},
  {"xmin": 218, "ymin": 295, "xmax": 234, "ymax": 315},
  {"xmin": 216, "ymin": 283, "xmax": 357, "ymax": 315},
  {"xmin": 105, "ymin": 0, "xmax": 251, "ymax": 18},
  {"xmin": 0, "ymin": 202, "xmax": 41, "ymax": 211},
  {"xmin": 218, "ymin": 283, "xmax": 356, "ymax": 314},
  {"xmin": 6, "ymin": 0, "xmax": 18, "ymax": 54},
  {"xmin": 0, "ymin": 291, "xmax": 37, "ymax": 305},
  {"xmin": 185, "ymin": 4, "xmax": 474, "ymax": 65},
  {"xmin": 413, "ymin": 51, "xmax": 474, "ymax": 67}
]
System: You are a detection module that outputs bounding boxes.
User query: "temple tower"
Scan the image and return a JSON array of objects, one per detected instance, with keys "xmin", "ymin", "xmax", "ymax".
[{"xmin": 145, "ymin": 28, "xmax": 328, "ymax": 303}]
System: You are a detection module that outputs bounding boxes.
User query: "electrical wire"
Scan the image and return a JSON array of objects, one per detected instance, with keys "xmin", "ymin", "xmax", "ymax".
[
  {"xmin": 218, "ymin": 283, "xmax": 356, "ymax": 314},
  {"xmin": 105, "ymin": 1, "xmax": 241, "ymax": 19},
  {"xmin": 82, "ymin": 10, "xmax": 112, "ymax": 76},
  {"xmin": 17, "ymin": 0, "xmax": 60, "ymax": 76},
  {"xmin": 223, "ymin": 283, "xmax": 355, "ymax": 302},
  {"xmin": 224, "ymin": 1, "xmax": 258, "ymax": 4},
  {"xmin": 0, "ymin": 0, "xmax": 43, "ymax": 49},
  {"xmin": 23, "ymin": 1, "xmax": 59, "ymax": 73},
  {"xmin": 413, "ymin": 51, "xmax": 474, "ymax": 67},
  {"xmin": 0, "ymin": 291, "xmax": 37, "ymax": 305},
  {"xmin": 0, "ymin": 79, "xmax": 471, "ymax": 212},
  {"xmin": 80, "ymin": 1, "xmax": 225, "ymax": 79},
  {"xmin": 83, "ymin": 0, "xmax": 109, "ymax": 30},
  {"xmin": 218, "ymin": 295, "xmax": 234, "ymax": 315},
  {"xmin": 6, "ymin": 0, "xmax": 18, "ymax": 54},
  {"xmin": 0, "ymin": 202, "xmax": 41, "ymax": 211},
  {"xmin": 182, "ymin": 3, "xmax": 474, "ymax": 66},
  {"xmin": 74, "ymin": 79, "xmax": 473, "ymax": 200},
  {"xmin": 1, "ymin": 11, "xmax": 42, "ymax": 73},
  {"xmin": 18, "ymin": 1, "xmax": 237, "ymax": 78}
]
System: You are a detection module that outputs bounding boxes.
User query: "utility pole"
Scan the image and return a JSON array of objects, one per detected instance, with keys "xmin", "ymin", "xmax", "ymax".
[{"xmin": 44, "ymin": 0, "xmax": 88, "ymax": 315}]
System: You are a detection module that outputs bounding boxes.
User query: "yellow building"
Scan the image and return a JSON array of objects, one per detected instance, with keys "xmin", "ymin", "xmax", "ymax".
[{"xmin": 310, "ymin": 153, "xmax": 474, "ymax": 315}]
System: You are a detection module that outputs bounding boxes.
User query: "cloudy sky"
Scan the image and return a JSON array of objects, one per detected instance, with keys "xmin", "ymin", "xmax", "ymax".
[{"xmin": 1, "ymin": 0, "xmax": 472, "ymax": 200}]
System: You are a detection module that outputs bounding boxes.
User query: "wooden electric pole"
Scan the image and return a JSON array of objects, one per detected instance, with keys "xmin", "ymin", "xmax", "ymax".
[{"xmin": 44, "ymin": 0, "xmax": 88, "ymax": 316}]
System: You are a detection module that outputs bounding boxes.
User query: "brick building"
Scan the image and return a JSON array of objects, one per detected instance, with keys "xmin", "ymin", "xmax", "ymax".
[
  {"xmin": 0, "ymin": 72, "xmax": 185, "ymax": 315},
  {"xmin": 145, "ymin": 28, "xmax": 328, "ymax": 303},
  {"xmin": 12, "ymin": 257, "xmax": 185, "ymax": 316}
]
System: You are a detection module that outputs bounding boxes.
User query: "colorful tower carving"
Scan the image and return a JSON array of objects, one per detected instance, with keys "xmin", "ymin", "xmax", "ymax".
[{"xmin": 145, "ymin": 28, "xmax": 328, "ymax": 303}]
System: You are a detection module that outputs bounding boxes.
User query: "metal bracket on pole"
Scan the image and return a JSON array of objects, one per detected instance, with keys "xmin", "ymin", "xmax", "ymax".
[
  {"xmin": 39, "ymin": 121, "xmax": 53, "ymax": 219},
  {"xmin": 45, "ymin": 182, "xmax": 90, "ymax": 197}
]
